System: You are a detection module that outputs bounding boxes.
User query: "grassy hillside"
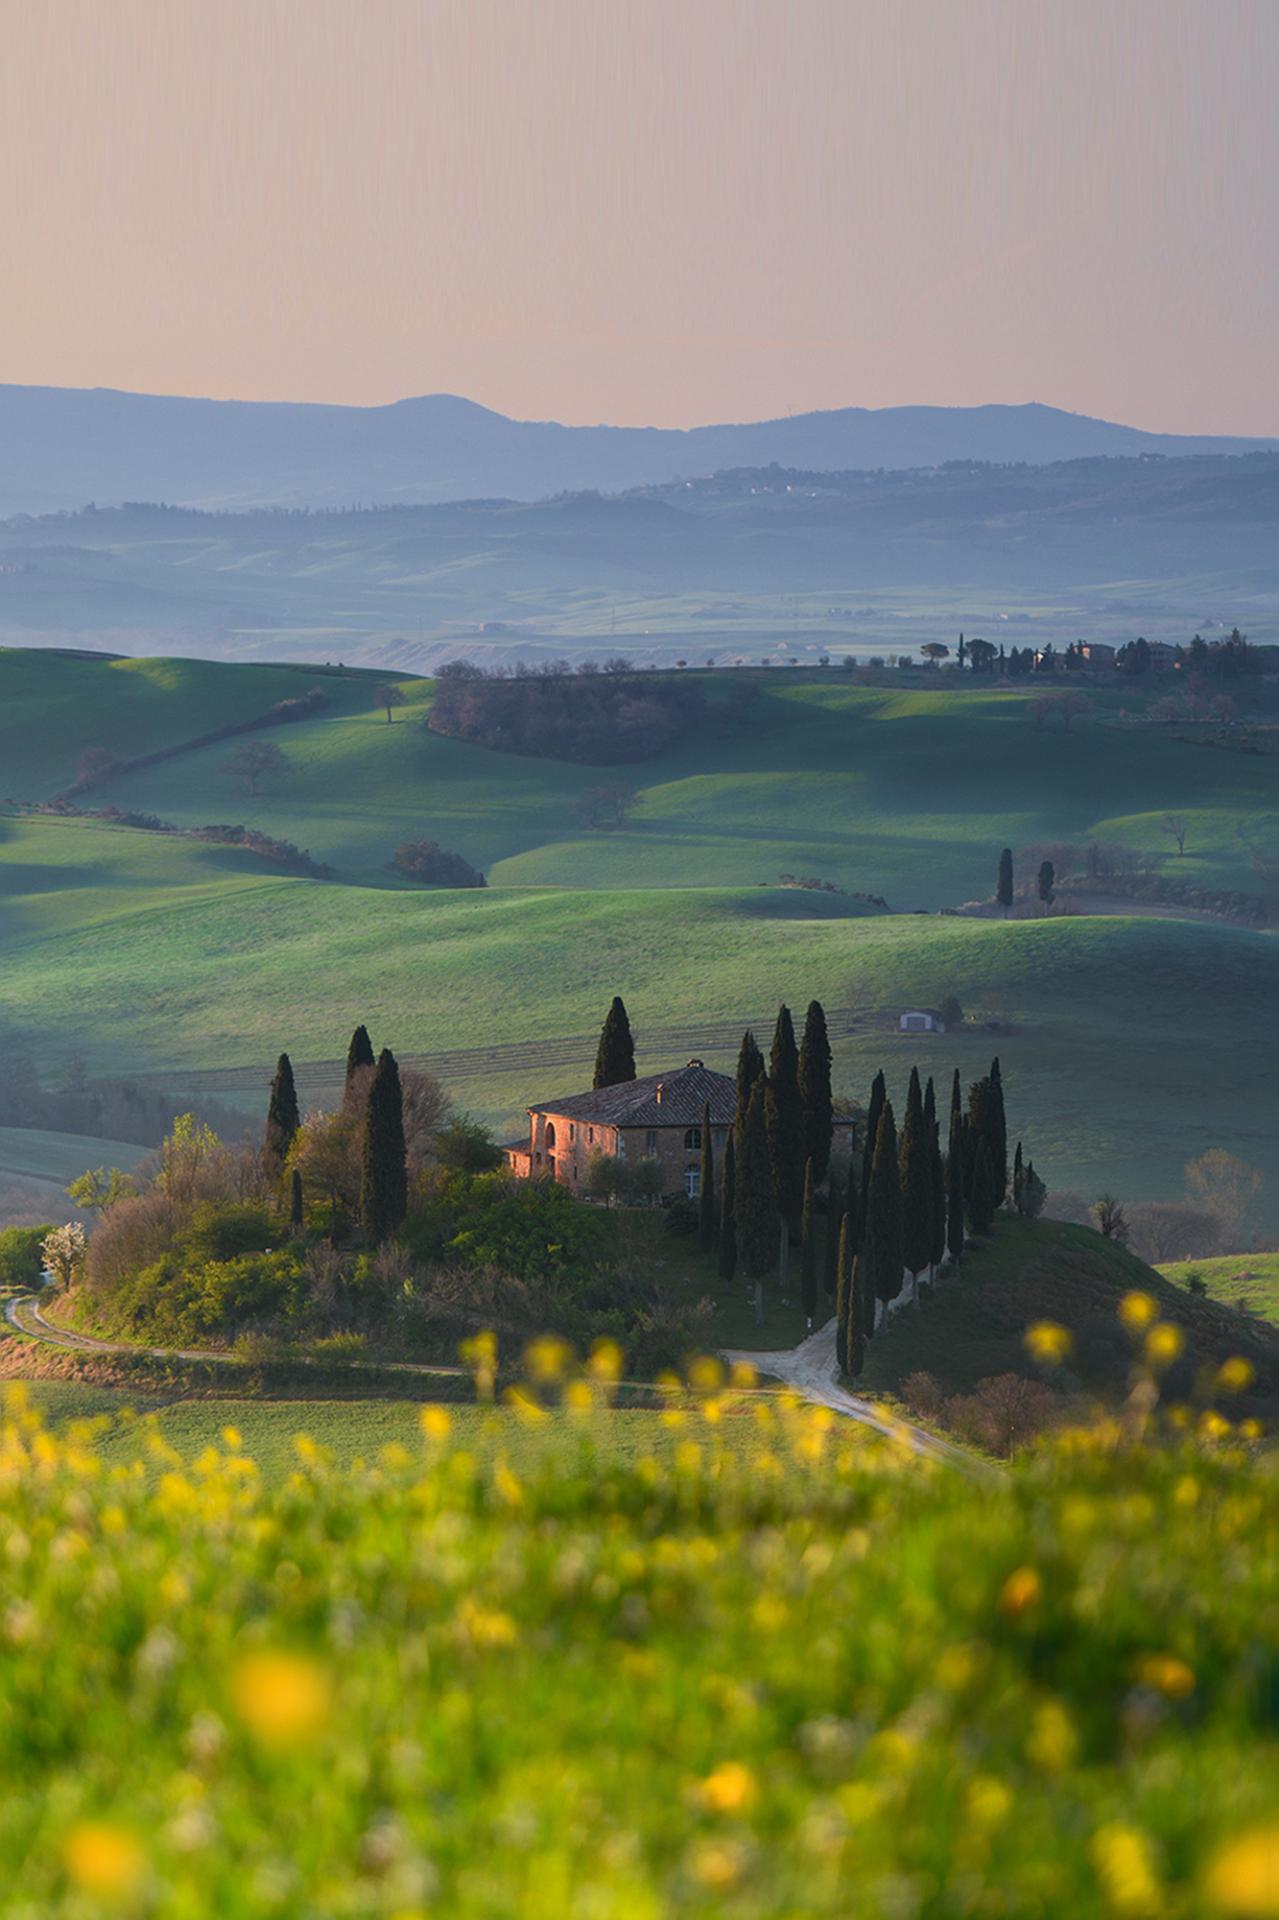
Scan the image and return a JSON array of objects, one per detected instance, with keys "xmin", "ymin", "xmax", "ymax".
[
  {"xmin": 0, "ymin": 1128, "xmax": 149, "ymax": 1187},
  {"xmin": 1159, "ymin": 1253, "xmax": 1279, "ymax": 1325},
  {"xmin": 0, "ymin": 814, "xmax": 1274, "ymax": 1219},
  {"xmin": 860, "ymin": 1218, "xmax": 1278, "ymax": 1418},
  {"xmin": 6, "ymin": 659, "xmax": 1275, "ymax": 906}
]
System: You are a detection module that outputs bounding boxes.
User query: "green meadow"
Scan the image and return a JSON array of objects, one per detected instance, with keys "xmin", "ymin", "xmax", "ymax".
[
  {"xmin": 1, "ymin": 649, "xmax": 1275, "ymax": 1224},
  {"xmin": 1159, "ymin": 1253, "xmax": 1279, "ymax": 1325}
]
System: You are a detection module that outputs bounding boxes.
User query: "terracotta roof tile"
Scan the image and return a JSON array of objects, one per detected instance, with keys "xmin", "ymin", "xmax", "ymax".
[{"xmin": 529, "ymin": 1061, "xmax": 737, "ymax": 1128}]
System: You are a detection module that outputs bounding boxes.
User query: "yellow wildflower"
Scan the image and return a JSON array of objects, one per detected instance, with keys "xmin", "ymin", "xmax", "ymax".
[
  {"xmin": 419, "ymin": 1404, "xmax": 451, "ymax": 1442},
  {"xmin": 1025, "ymin": 1321, "xmax": 1073, "ymax": 1365},
  {"xmin": 1203, "ymin": 1826, "xmax": 1279, "ymax": 1915},
  {"xmin": 966, "ymin": 1776, "xmax": 1012, "ymax": 1828},
  {"xmin": 587, "ymin": 1338, "xmax": 624, "ymax": 1383},
  {"xmin": 699, "ymin": 1762, "xmax": 758, "ymax": 1814},
  {"xmin": 689, "ymin": 1840, "xmax": 744, "ymax": 1889},
  {"xmin": 1119, "ymin": 1291, "xmax": 1157, "ymax": 1333},
  {"xmin": 64, "ymin": 1822, "xmax": 145, "ymax": 1901},
  {"xmin": 523, "ymin": 1334, "xmax": 572, "ymax": 1383},
  {"xmin": 1216, "ymin": 1356, "xmax": 1256, "ymax": 1394},
  {"xmin": 221, "ymin": 1425, "xmax": 243, "ymax": 1450},
  {"xmin": 1145, "ymin": 1322, "xmax": 1184, "ymax": 1368},
  {"xmin": 1027, "ymin": 1699, "xmax": 1078, "ymax": 1771},
  {"xmin": 1199, "ymin": 1409, "xmax": 1232, "ymax": 1443},
  {"xmin": 1136, "ymin": 1653, "xmax": 1195, "ymax": 1700},
  {"xmin": 231, "ymin": 1652, "xmax": 332, "ymax": 1748},
  {"xmin": 999, "ymin": 1566, "xmax": 1042, "ymax": 1616},
  {"xmin": 729, "ymin": 1359, "xmax": 758, "ymax": 1389},
  {"xmin": 1090, "ymin": 1823, "xmax": 1162, "ymax": 1916}
]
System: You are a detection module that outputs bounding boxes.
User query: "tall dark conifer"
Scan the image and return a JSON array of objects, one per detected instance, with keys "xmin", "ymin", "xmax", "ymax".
[
  {"xmin": 927, "ymin": 1077, "xmax": 947, "ymax": 1279},
  {"xmin": 969, "ymin": 1136, "xmax": 996, "ymax": 1235},
  {"xmin": 265, "ymin": 1052, "xmax": 300, "ymax": 1170},
  {"xmin": 345, "ymin": 1024, "xmax": 375, "ymax": 1094},
  {"xmin": 765, "ymin": 1004, "xmax": 805, "ymax": 1232},
  {"xmin": 361, "ymin": 1048, "xmax": 407, "ymax": 1246},
  {"xmin": 835, "ymin": 1213, "xmax": 854, "ymax": 1373},
  {"xmin": 946, "ymin": 1071, "xmax": 965, "ymax": 1265},
  {"xmin": 843, "ymin": 1168, "xmax": 869, "ymax": 1341},
  {"xmin": 698, "ymin": 1100, "xmax": 716, "ymax": 1252},
  {"xmin": 733, "ymin": 1030, "xmax": 765, "ymax": 1139},
  {"xmin": 717, "ymin": 1129, "xmax": 737, "ymax": 1283},
  {"xmin": 290, "ymin": 1168, "xmax": 304, "ymax": 1230},
  {"xmin": 593, "ymin": 997, "xmax": 636, "ymax": 1089},
  {"xmin": 989, "ymin": 1056, "xmax": 1008, "ymax": 1205},
  {"xmin": 799, "ymin": 1158, "xmax": 818, "ymax": 1329},
  {"xmin": 797, "ymin": 1000, "xmax": 834, "ymax": 1184},
  {"xmin": 735, "ymin": 1081, "xmax": 776, "ymax": 1323},
  {"xmin": 822, "ymin": 1164, "xmax": 843, "ymax": 1299},
  {"xmin": 861, "ymin": 1069, "xmax": 886, "ymax": 1199},
  {"xmin": 863, "ymin": 1098, "xmax": 904, "ymax": 1313},
  {"xmin": 996, "ymin": 847, "xmax": 1014, "ymax": 917},
  {"xmin": 898, "ymin": 1067, "xmax": 932, "ymax": 1303}
]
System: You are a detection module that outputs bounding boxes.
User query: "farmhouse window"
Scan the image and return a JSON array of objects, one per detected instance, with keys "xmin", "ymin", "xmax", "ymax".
[
  {"xmin": 645, "ymin": 1130, "xmax": 658, "ymax": 1151},
  {"xmin": 684, "ymin": 1169, "xmax": 701, "ymax": 1198},
  {"xmin": 684, "ymin": 1127, "xmax": 701, "ymax": 1150},
  {"xmin": 546, "ymin": 1123, "xmax": 557, "ymax": 1147}
]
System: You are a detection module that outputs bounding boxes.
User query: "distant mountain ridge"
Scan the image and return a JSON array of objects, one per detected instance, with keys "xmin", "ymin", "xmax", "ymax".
[{"xmin": 1, "ymin": 384, "xmax": 1276, "ymax": 516}]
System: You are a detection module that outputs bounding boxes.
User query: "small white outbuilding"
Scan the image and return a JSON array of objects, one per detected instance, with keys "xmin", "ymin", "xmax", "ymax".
[{"xmin": 899, "ymin": 1010, "xmax": 944, "ymax": 1034}]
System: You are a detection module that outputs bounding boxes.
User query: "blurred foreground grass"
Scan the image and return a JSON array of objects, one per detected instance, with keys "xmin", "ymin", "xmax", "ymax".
[{"xmin": 1, "ymin": 1380, "xmax": 1276, "ymax": 1917}]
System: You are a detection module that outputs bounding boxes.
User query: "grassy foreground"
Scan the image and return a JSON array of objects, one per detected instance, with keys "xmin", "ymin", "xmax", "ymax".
[{"xmin": 2, "ymin": 1385, "xmax": 1277, "ymax": 1916}]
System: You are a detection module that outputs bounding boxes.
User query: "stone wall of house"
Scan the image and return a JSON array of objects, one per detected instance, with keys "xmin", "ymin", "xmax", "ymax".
[{"xmin": 521, "ymin": 1110, "xmax": 729, "ymax": 1196}]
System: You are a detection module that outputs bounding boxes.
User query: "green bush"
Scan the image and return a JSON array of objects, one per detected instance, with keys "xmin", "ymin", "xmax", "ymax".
[
  {"xmin": 0, "ymin": 1224, "xmax": 51, "ymax": 1290},
  {"xmin": 404, "ymin": 1170, "xmax": 611, "ymax": 1284},
  {"xmin": 108, "ymin": 1248, "xmax": 305, "ymax": 1345},
  {"xmin": 180, "ymin": 1201, "xmax": 278, "ymax": 1264}
]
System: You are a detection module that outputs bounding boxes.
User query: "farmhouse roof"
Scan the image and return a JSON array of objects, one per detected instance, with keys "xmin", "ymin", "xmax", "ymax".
[{"xmin": 529, "ymin": 1060, "xmax": 737, "ymax": 1128}]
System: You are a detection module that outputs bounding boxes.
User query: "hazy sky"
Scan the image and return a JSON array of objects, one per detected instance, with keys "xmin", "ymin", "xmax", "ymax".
[{"xmin": 2, "ymin": 0, "xmax": 1275, "ymax": 431}]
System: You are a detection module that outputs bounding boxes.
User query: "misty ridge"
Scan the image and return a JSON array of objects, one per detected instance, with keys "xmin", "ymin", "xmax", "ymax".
[{"xmin": 2, "ymin": 385, "xmax": 1279, "ymax": 517}]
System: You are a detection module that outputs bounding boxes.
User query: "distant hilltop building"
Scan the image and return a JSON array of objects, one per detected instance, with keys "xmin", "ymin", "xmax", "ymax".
[
  {"xmin": 502, "ymin": 1057, "xmax": 856, "ymax": 1198},
  {"xmin": 899, "ymin": 1009, "xmax": 945, "ymax": 1034}
]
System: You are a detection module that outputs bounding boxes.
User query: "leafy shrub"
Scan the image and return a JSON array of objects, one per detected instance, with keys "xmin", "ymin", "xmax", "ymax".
[
  {"xmin": 435, "ymin": 1118, "xmax": 503, "ymax": 1173},
  {"xmin": 391, "ymin": 839, "xmax": 486, "ymax": 887},
  {"xmin": 402, "ymin": 1171, "xmax": 610, "ymax": 1285},
  {"xmin": 0, "ymin": 1225, "xmax": 52, "ymax": 1289},
  {"xmin": 179, "ymin": 1201, "xmax": 277, "ymax": 1265},
  {"xmin": 108, "ymin": 1248, "xmax": 306, "ymax": 1345},
  {"xmin": 428, "ymin": 663, "xmax": 704, "ymax": 763}
]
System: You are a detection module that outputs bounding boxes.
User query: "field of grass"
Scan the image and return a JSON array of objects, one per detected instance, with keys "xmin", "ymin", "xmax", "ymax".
[
  {"xmin": 3, "ymin": 1381, "xmax": 1277, "ymax": 1914},
  {"xmin": 1159, "ymin": 1253, "xmax": 1279, "ymax": 1325},
  {"xmin": 1, "ymin": 816, "xmax": 1274, "ymax": 1220},
  {"xmin": 0, "ymin": 1127, "xmax": 149, "ymax": 1187}
]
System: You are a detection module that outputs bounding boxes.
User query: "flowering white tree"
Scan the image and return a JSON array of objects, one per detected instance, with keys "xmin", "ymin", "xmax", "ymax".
[{"xmin": 41, "ymin": 1221, "xmax": 87, "ymax": 1289}]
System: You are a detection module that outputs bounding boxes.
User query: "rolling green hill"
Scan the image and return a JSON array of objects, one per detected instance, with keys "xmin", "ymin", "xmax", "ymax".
[{"xmin": 1, "ymin": 650, "xmax": 1275, "ymax": 1227}]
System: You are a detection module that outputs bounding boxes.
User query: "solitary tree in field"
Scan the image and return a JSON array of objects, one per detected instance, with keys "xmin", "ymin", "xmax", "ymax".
[
  {"xmin": 575, "ymin": 784, "xmax": 640, "ymax": 830},
  {"xmin": 919, "ymin": 642, "xmax": 949, "ymax": 667},
  {"xmin": 698, "ymin": 1100, "xmax": 716, "ymax": 1252},
  {"xmin": 361, "ymin": 1048, "xmax": 407, "ymax": 1246},
  {"xmin": 1162, "ymin": 813, "xmax": 1188, "ymax": 857},
  {"xmin": 223, "ymin": 739, "xmax": 289, "ymax": 797},
  {"xmin": 593, "ymin": 997, "xmax": 636, "ymax": 1088},
  {"xmin": 863, "ymin": 1098, "xmax": 904, "ymax": 1321},
  {"xmin": 265, "ymin": 1052, "xmax": 301, "ymax": 1170},
  {"xmin": 1091, "ymin": 1193, "xmax": 1128, "ymax": 1243},
  {"xmin": 798, "ymin": 999, "xmax": 834, "ymax": 1184},
  {"xmin": 735, "ymin": 1082, "xmax": 777, "ymax": 1324},
  {"xmin": 765, "ymin": 1004, "xmax": 805, "ymax": 1232},
  {"xmin": 374, "ymin": 684, "xmax": 407, "ymax": 724},
  {"xmin": 345, "ymin": 1025, "xmax": 376, "ymax": 1097},
  {"xmin": 717, "ymin": 1129, "xmax": 737, "ymax": 1283},
  {"xmin": 799, "ymin": 1158, "xmax": 818, "ymax": 1329},
  {"xmin": 996, "ymin": 847, "xmax": 1014, "ymax": 917},
  {"xmin": 1037, "ymin": 860, "xmax": 1055, "ymax": 913}
]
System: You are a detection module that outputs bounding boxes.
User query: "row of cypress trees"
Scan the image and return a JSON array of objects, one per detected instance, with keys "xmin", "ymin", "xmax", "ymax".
[{"xmin": 264, "ymin": 1025, "xmax": 408, "ymax": 1247}]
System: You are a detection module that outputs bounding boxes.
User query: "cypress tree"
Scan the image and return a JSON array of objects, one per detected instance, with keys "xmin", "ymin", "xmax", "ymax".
[
  {"xmin": 946, "ymin": 1070, "xmax": 965, "ymax": 1265},
  {"xmin": 799, "ymin": 1158, "xmax": 818, "ymax": 1329},
  {"xmin": 835, "ymin": 1213, "xmax": 854, "ymax": 1373},
  {"xmin": 1013, "ymin": 1140, "xmax": 1025, "ymax": 1211},
  {"xmin": 265, "ymin": 1052, "xmax": 300, "ymax": 1170},
  {"xmin": 290, "ymin": 1168, "xmax": 304, "ymax": 1230},
  {"xmin": 861, "ymin": 1069, "xmax": 886, "ymax": 1199},
  {"xmin": 733, "ymin": 1029, "xmax": 765, "ymax": 1139},
  {"xmin": 863, "ymin": 1098, "xmax": 904, "ymax": 1314},
  {"xmin": 898, "ymin": 1067, "xmax": 932, "ymax": 1304},
  {"xmin": 345, "ymin": 1024, "xmax": 375, "ymax": 1092},
  {"xmin": 969, "ymin": 1136, "xmax": 996, "ymax": 1235},
  {"xmin": 765, "ymin": 1004, "xmax": 805, "ymax": 1232},
  {"xmin": 822, "ymin": 1163, "xmax": 843, "ymax": 1299},
  {"xmin": 928, "ymin": 1088, "xmax": 947, "ymax": 1279},
  {"xmin": 735, "ymin": 1081, "xmax": 776, "ymax": 1324},
  {"xmin": 848, "ymin": 1255, "xmax": 867, "ymax": 1378},
  {"xmin": 843, "ymin": 1168, "xmax": 870, "ymax": 1342},
  {"xmin": 698, "ymin": 1100, "xmax": 716, "ymax": 1252},
  {"xmin": 717, "ymin": 1129, "xmax": 737, "ymax": 1283},
  {"xmin": 593, "ymin": 997, "xmax": 636, "ymax": 1088},
  {"xmin": 797, "ymin": 1000, "xmax": 834, "ymax": 1184},
  {"xmin": 996, "ymin": 847, "xmax": 1014, "ymax": 917},
  {"xmin": 361, "ymin": 1048, "xmax": 407, "ymax": 1246},
  {"xmin": 989, "ymin": 1056, "xmax": 1008, "ymax": 1205}
]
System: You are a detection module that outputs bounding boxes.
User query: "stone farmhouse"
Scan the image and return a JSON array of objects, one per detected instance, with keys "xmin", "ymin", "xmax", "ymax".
[{"xmin": 502, "ymin": 1057, "xmax": 858, "ymax": 1199}]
